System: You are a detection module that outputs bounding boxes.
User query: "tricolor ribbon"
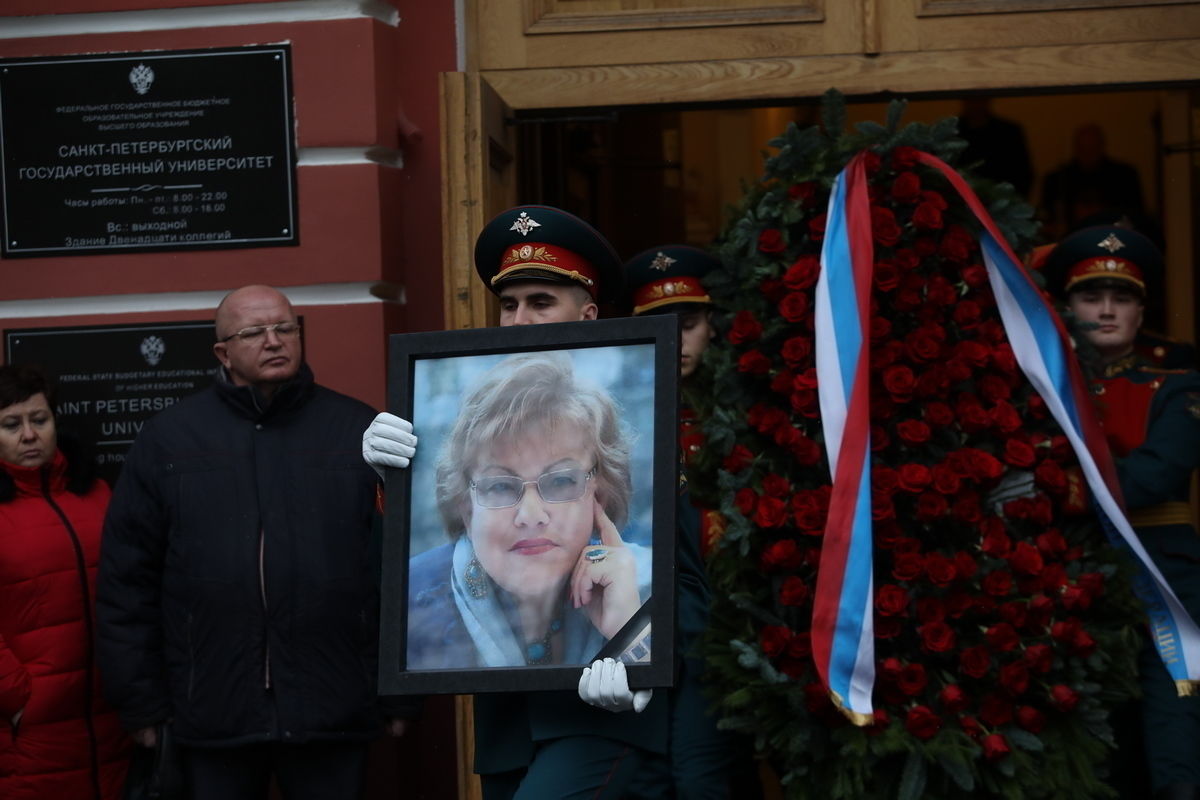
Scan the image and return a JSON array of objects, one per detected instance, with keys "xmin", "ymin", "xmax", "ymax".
[
  {"xmin": 811, "ymin": 149, "xmax": 1200, "ymax": 724},
  {"xmin": 914, "ymin": 150, "xmax": 1200, "ymax": 694},
  {"xmin": 813, "ymin": 152, "xmax": 876, "ymax": 724}
]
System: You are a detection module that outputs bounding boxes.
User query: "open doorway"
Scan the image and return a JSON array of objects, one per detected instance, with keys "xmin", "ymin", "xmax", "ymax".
[{"xmin": 516, "ymin": 88, "xmax": 1197, "ymax": 347}]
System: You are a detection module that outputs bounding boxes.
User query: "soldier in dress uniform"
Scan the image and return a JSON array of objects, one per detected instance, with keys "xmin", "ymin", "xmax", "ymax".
[
  {"xmin": 365, "ymin": 208, "xmax": 726, "ymax": 799},
  {"xmin": 1046, "ymin": 225, "xmax": 1200, "ymax": 800},
  {"xmin": 621, "ymin": 245, "xmax": 741, "ymax": 797}
]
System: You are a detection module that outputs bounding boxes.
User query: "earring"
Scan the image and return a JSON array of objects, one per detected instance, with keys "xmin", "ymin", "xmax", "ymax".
[{"xmin": 464, "ymin": 557, "xmax": 489, "ymax": 599}]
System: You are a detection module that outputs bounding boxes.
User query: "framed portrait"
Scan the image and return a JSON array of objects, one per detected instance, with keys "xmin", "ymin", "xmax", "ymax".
[{"xmin": 378, "ymin": 315, "xmax": 678, "ymax": 695}]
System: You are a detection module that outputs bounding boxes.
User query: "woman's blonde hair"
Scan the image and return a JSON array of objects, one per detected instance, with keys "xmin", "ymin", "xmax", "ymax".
[{"xmin": 435, "ymin": 352, "xmax": 632, "ymax": 537}]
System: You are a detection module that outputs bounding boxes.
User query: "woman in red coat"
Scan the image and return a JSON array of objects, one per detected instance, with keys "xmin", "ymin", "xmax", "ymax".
[{"xmin": 0, "ymin": 365, "xmax": 130, "ymax": 800}]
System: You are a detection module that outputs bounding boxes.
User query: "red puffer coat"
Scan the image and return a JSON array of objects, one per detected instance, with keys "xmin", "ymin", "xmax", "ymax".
[{"xmin": 0, "ymin": 449, "xmax": 130, "ymax": 800}]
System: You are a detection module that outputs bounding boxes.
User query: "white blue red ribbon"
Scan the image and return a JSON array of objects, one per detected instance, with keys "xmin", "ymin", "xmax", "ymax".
[
  {"xmin": 813, "ymin": 152, "xmax": 876, "ymax": 724},
  {"xmin": 914, "ymin": 151, "xmax": 1200, "ymax": 691}
]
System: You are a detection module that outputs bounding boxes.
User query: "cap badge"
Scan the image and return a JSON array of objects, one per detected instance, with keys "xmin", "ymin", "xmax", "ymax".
[
  {"xmin": 1103, "ymin": 259, "xmax": 1120, "ymax": 271},
  {"xmin": 510, "ymin": 212, "xmax": 541, "ymax": 237},
  {"xmin": 650, "ymin": 252, "xmax": 677, "ymax": 272},
  {"xmin": 1097, "ymin": 233, "xmax": 1125, "ymax": 254}
]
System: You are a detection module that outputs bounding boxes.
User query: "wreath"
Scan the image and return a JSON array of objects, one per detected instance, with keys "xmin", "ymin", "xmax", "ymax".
[{"xmin": 689, "ymin": 91, "xmax": 1143, "ymax": 799}]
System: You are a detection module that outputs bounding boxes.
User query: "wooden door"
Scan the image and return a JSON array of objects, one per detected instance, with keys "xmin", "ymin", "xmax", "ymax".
[{"xmin": 441, "ymin": 72, "xmax": 519, "ymax": 332}]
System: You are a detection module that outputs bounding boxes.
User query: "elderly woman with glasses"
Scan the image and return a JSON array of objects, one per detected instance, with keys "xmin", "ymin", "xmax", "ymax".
[{"xmin": 406, "ymin": 352, "xmax": 650, "ymax": 670}]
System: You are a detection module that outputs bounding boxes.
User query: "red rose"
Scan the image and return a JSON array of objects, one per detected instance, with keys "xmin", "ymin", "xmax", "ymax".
[
  {"xmin": 878, "ymin": 657, "xmax": 903, "ymax": 683},
  {"xmin": 1016, "ymin": 705, "xmax": 1046, "ymax": 733},
  {"xmin": 998, "ymin": 662, "xmax": 1030, "ymax": 697},
  {"xmin": 978, "ymin": 374, "xmax": 1012, "ymax": 403},
  {"xmin": 808, "ymin": 213, "xmax": 827, "ymax": 240},
  {"xmin": 940, "ymin": 684, "xmax": 969, "ymax": 713},
  {"xmin": 1008, "ymin": 541, "xmax": 1045, "ymax": 576},
  {"xmin": 918, "ymin": 621, "xmax": 956, "ymax": 653},
  {"xmin": 868, "ymin": 708, "xmax": 891, "ymax": 735},
  {"xmin": 1049, "ymin": 684, "xmax": 1080, "ymax": 712},
  {"xmin": 991, "ymin": 401, "xmax": 1022, "ymax": 434},
  {"xmin": 874, "ymin": 261, "xmax": 900, "ymax": 292},
  {"xmin": 896, "ymin": 419, "xmax": 932, "ymax": 445},
  {"xmin": 903, "ymin": 329, "xmax": 944, "ymax": 363},
  {"xmin": 960, "ymin": 646, "xmax": 991, "ymax": 679},
  {"xmin": 781, "ymin": 336, "xmax": 813, "ymax": 367},
  {"xmin": 792, "ymin": 489, "xmax": 829, "ymax": 531},
  {"xmin": 924, "ymin": 402, "xmax": 954, "ymax": 427},
  {"xmin": 923, "ymin": 551, "xmax": 956, "ymax": 586},
  {"xmin": 875, "ymin": 584, "xmax": 910, "ymax": 616},
  {"xmin": 747, "ymin": 403, "xmax": 788, "ymax": 434},
  {"xmin": 760, "ymin": 625, "xmax": 791, "ymax": 657},
  {"xmin": 891, "ymin": 171, "xmax": 922, "ymax": 203},
  {"xmin": 905, "ymin": 705, "xmax": 941, "ymax": 740},
  {"xmin": 722, "ymin": 444, "xmax": 754, "ymax": 474},
  {"xmin": 982, "ymin": 733, "xmax": 1012, "ymax": 762},
  {"xmin": 986, "ymin": 622, "xmax": 1020, "ymax": 652},
  {"xmin": 999, "ymin": 600, "xmax": 1028, "ymax": 629},
  {"xmin": 882, "ymin": 364, "xmax": 916, "ymax": 401},
  {"xmin": 953, "ymin": 552, "xmax": 978, "ymax": 581},
  {"xmin": 892, "ymin": 552, "xmax": 923, "ymax": 582},
  {"xmin": 912, "ymin": 200, "xmax": 944, "ymax": 231},
  {"xmin": 754, "ymin": 495, "xmax": 789, "ymax": 528},
  {"xmin": 1072, "ymin": 629, "xmax": 1097, "ymax": 657},
  {"xmin": 954, "ymin": 340, "xmax": 990, "ymax": 367},
  {"xmin": 960, "ymin": 263, "xmax": 988, "ymax": 288},
  {"xmin": 1003, "ymin": 438, "xmax": 1037, "ymax": 468},
  {"xmin": 897, "ymin": 464, "xmax": 932, "ymax": 492},
  {"xmin": 952, "ymin": 299, "xmax": 982, "ymax": 329},
  {"xmin": 787, "ymin": 632, "xmax": 812, "ymax": 659},
  {"xmin": 783, "ymin": 255, "xmax": 820, "ymax": 289},
  {"xmin": 1024, "ymin": 643, "xmax": 1054, "ymax": 673},
  {"xmin": 926, "ymin": 275, "xmax": 958, "ymax": 306},
  {"xmin": 960, "ymin": 715, "xmax": 983, "ymax": 740},
  {"xmin": 928, "ymin": 464, "xmax": 960, "ymax": 496},
  {"xmin": 981, "ymin": 521, "xmax": 1012, "ymax": 557},
  {"xmin": 1034, "ymin": 460, "xmax": 1068, "ymax": 494},
  {"xmin": 761, "ymin": 473, "xmax": 791, "ymax": 498},
  {"xmin": 761, "ymin": 538, "xmax": 803, "ymax": 570},
  {"xmin": 728, "ymin": 310, "xmax": 763, "ymax": 344},
  {"xmin": 956, "ymin": 400, "xmax": 991, "ymax": 433},
  {"xmin": 979, "ymin": 693, "xmax": 1014, "ymax": 727},
  {"xmin": 779, "ymin": 291, "xmax": 810, "ymax": 323},
  {"xmin": 871, "ymin": 206, "xmax": 902, "ymax": 246},
  {"xmin": 737, "ymin": 350, "xmax": 772, "ymax": 375},
  {"xmin": 734, "ymin": 487, "xmax": 757, "ymax": 515},
  {"xmin": 891, "ymin": 146, "xmax": 920, "ymax": 169},
  {"xmin": 897, "ymin": 663, "xmax": 928, "ymax": 696},
  {"xmin": 872, "ymin": 466, "xmax": 899, "ymax": 496},
  {"xmin": 779, "ymin": 576, "xmax": 811, "ymax": 606},
  {"xmin": 967, "ymin": 449, "xmax": 1005, "ymax": 480},
  {"xmin": 758, "ymin": 228, "xmax": 786, "ymax": 253},
  {"xmin": 951, "ymin": 493, "xmax": 983, "ymax": 525},
  {"xmin": 788, "ymin": 181, "xmax": 819, "ymax": 207},
  {"xmin": 915, "ymin": 492, "xmax": 949, "ymax": 522},
  {"xmin": 1036, "ymin": 529, "xmax": 1067, "ymax": 556},
  {"xmin": 985, "ymin": 570, "xmax": 1015, "ymax": 600}
]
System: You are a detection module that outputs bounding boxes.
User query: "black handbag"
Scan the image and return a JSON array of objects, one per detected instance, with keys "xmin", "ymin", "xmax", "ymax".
[{"xmin": 123, "ymin": 723, "xmax": 185, "ymax": 800}]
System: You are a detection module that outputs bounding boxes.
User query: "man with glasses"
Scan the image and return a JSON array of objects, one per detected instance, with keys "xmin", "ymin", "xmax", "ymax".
[{"xmin": 98, "ymin": 285, "xmax": 413, "ymax": 800}]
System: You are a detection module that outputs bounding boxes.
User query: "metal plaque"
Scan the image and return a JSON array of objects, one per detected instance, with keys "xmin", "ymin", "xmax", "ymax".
[{"xmin": 0, "ymin": 45, "xmax": 298, "ymax": 257}]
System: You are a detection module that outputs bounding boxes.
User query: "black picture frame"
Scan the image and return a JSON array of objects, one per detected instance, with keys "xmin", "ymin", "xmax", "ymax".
[{"xmin": 379, "ymin": 316, "xmax": 678, "ymax": 696}]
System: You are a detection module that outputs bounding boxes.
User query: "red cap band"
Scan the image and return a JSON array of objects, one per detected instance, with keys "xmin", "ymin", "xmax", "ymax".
[
  {"xmin": 492, "ymin": 242, "xmax": 599, "ymax": 298},
  {"xmin": 633, "ymin": 276, "xmax": 711, "ymax": 314},
  {"xmin": 1064, "ymin": 256, "xmax": 1145, "ymax": 293}
]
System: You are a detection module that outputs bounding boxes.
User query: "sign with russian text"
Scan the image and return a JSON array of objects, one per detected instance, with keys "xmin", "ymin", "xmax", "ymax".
[
  {"xmin": 0, "ymin": 45, "xmax": 297, "ymax": 257},
  {"xmin": 5, "ymin": 321, "xmax": 220, "ymax": 485}
]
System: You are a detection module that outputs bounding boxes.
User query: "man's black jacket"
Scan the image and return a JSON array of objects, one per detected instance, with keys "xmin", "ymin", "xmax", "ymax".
[{"xmin": 97, "ymin": 365, "xmax": 401, "ymax": 746}]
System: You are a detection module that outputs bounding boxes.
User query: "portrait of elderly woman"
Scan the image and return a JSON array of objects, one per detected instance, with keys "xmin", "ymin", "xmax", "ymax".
[{"xmin": 405, "ymin": 350, "xmax": 653, "ymax": 671}]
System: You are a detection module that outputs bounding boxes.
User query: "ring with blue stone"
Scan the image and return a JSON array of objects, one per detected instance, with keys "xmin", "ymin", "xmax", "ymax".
[{"xmin": 584, "ymin": 547, "xmax": 608, "ymax": 563}]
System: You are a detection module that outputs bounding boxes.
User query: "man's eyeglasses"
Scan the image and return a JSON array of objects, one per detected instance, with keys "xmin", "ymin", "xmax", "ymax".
[
  {"xmin": 219, "ymin": 322, "xmax": 301, "ymax": 343},
  {"xmin": 470, "ymin": 467, "xmax": 595, "ymax": 509}
]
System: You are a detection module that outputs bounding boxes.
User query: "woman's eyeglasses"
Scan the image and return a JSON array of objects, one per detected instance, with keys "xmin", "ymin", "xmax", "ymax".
[
  {"xmin": 220, "ymin": 322, "xmax": 301, "ymax": 343},
  {"xmin": 470, "ymin": 467, "xmax": 595, "ymax": 509}
]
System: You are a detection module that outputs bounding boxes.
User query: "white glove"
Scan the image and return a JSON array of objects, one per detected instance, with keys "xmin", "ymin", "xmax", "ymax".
[
  {"xmin": 362, "ymin": 412, "xmax": 417, "ymax": 479},
  {"xmin": 577, "ymin": 658, "xmax": 653, "ymax": 713}
]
